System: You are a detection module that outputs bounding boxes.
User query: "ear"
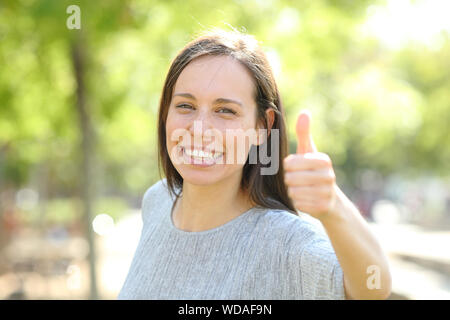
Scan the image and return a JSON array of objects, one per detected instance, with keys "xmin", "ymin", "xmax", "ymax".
[{"xmin": 255, "ymin": 108, "xmax": 275, "ymax": 146}]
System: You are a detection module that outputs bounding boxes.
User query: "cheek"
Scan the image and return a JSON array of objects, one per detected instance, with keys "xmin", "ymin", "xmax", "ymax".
[
  {"xmin": 166, "ymin": 112, "xmax": 187, "ymax": 145},
  {"xmin": 222, "ymin": 121, "xmax": 258, "ymax": 164}
]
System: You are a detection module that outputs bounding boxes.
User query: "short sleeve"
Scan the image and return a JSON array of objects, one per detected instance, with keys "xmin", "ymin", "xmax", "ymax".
[
  {"xmin": 283, "ymin": 219, "xmax": 346, "ymax": 300},
  {"xmin": 300, "ymin": 237, "xmax": 345, "ymax": 300}
]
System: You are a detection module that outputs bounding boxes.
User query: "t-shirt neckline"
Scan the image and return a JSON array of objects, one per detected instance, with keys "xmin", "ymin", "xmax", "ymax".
[{"xmin": 166, "ymin": 197, "xmax": 258, "ymax": 236}]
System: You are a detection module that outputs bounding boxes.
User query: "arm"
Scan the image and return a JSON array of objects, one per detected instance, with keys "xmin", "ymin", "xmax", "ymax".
[
  {"xmin": 320, "ymin": 185, "xmax": 392, "ymax": 299},
  {"xmin": 284, "ymin": 110, "xmax": 392, "ymax": 299}
]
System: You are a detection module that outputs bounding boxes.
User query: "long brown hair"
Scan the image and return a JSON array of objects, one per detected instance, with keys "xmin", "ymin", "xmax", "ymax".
[{"xmin": 157, "ymin": 29, "xmax": 296, "ymax": 214}]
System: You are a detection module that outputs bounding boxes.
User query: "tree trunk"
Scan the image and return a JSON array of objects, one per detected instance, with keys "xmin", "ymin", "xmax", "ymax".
[{"xmin": 71, "ymin": 36, "xmax": 98, "ymax": 300}]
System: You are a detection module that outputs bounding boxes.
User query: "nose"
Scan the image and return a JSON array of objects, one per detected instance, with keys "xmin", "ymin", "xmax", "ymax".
[{"xmin": 187, "ymin": 109, "xmax": 214, "ymax": 146}]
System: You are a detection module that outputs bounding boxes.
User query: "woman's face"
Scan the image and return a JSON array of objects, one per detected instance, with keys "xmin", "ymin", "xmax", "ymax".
[{"xmin": 165, "ymin": 55, "xmax": 260, "ymax": 186}]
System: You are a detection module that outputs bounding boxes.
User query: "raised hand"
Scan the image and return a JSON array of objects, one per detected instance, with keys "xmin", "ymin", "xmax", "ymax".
[{"xmin": 283, "ymin": 110, "xmax": 338, "ymax": 220}]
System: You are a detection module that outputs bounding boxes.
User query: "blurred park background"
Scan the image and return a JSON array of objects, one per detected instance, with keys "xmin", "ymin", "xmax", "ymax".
[{"xmin": 0, "ymin": 0, "xmax": 449, "ymax": 299}]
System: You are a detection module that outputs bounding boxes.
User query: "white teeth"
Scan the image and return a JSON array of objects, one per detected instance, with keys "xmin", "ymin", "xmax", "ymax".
[
  {"xmin": 198, "ymin": 150, "xmax": 210, "ymax": 157},
  {"xmin": 182, "ymin": 147, "xmax": 223, "ymax": 160}
]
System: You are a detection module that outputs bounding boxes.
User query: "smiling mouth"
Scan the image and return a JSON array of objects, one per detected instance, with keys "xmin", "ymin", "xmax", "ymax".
[{"xmin": 178, "ymin": 146, "xmax": 224, "ymax": 165}]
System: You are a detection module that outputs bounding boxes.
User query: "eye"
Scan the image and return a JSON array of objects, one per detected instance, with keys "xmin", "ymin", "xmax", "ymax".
[
  {"xmin": 217, "ymin": 107, "xmax": 237, "ymax": 115},
  {"xmin": 175, "ymin": 103, "xmax": 194, "ymax": 112}
]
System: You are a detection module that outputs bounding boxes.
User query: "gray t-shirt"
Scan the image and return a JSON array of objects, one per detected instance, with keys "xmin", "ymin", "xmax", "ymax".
[{"xmin": 117, "ymin": 179, "xmax": 345, "ymax": 300}]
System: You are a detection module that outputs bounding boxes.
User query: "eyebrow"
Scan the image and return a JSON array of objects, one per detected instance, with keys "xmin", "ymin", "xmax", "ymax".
[{"xmin": 173, "ymin": 92, "xmax": 243, "ymax": 107}]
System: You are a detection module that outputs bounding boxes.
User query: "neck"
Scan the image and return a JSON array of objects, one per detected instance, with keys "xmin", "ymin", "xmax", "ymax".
[{"xmin": 172, "ymin": 174, "xmax": 254, "ymax": 232}]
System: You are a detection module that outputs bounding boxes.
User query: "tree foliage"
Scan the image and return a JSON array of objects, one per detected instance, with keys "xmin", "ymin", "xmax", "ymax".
[{"xmin": 0, "ymin": 0, "xmax": 448, "ymax": 202}]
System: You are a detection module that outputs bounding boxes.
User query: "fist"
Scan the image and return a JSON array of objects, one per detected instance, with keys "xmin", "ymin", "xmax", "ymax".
[{"xmin": 283, "ymin": 110, "xmax": 338, "ymax": 220}]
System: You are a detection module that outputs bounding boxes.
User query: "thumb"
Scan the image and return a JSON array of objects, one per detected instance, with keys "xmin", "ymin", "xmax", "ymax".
[{"xmin": 296, "ymin": 109, "xmax": 317, "ymax": 154}]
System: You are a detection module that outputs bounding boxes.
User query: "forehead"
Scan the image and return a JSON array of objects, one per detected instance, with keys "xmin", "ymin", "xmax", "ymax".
[{"xmin": 173, "ymin": 55, "xmax": 255, "ymax": 103}]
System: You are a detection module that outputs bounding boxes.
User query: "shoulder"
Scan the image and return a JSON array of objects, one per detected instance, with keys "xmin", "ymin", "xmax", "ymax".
[
  {"xmin": 257, "ymin": 208, "xmax": 340, "ymax": 276},
  {"xmin": 255, "ymin": 207, "xmax": 328, "ymax": 246},
  {"xmin": 142, "ymin": 178, "xmax": 181, "ymax": 202},
  {"xmin": 258, "ymin": 208, "xmax": 344, "ymax": 299},
  {"xmin": 141, "ymin": 178, "xmax": 177, "ymax": 224},
  {"xmin": 264, "ymin": 209, "xmax": 336, "ymax": 260},
  {"xmin": 142, "ymin": 178, "xmax": 170, "ymax": 202}
]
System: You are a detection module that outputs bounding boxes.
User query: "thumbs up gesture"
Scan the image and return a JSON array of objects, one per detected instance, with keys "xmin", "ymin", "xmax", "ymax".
[{"xmin": 283, "ymin": 110, "xmax": 339, "ymax": 220}]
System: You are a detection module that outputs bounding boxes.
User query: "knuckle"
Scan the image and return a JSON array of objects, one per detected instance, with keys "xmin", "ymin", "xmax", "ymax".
[
  {"xmin": 284, "ymin": 172, "xmax": 292, "ymax": 184},
  {"xmin": 331, "ymin": 173, "xmax": 336, "ymax": 182},
  {"xmin": 283, "ymin": 155, "xmax": 292, "ymax": 165},
  {"xmin": 317, "ymin": 153, "xmax": 332, "ymax": 167},
  {"xmin": 326, "ymin": 170, "xmax": 336, "ymax": 182},
  {"xmin": 284, "ymin": 157, "xmax": 301, "ymax": 171},
  {"xmin": 283, "ymin": 156, "xmax": 295, "ymax": 169}
]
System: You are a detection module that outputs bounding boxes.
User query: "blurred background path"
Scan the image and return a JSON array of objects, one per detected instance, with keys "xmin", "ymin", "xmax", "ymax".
[
  {"xmin": 3, "ymin": 209, "xmax": 450, "ymax": 300},
  {"xmin": 370, "ymin": 222, "xmax": 450, "ymax": 299}
]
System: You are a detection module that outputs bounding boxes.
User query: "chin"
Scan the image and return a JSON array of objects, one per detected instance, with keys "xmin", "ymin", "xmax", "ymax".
[{"xmin": 177, "ymin": 167, "xmax": 227, "ymax": 186}]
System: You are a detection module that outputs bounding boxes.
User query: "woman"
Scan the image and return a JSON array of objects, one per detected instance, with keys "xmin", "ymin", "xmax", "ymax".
[{"xmin": 118, "ymin": 29, "xmax": 392, "ymax": 300}]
